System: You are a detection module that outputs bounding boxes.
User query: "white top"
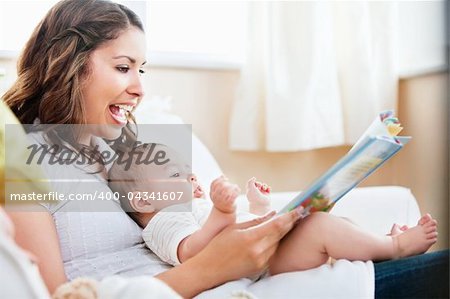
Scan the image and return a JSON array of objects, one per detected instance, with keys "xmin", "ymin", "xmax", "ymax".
[
  {"xmin": 143, "ymin": 202, "xmax": 201, "ymax": 266},
  {"xmin": 27, "ymin": 131, "xmax": 171, "ymax": 280},
  {"xmin": 0, "ymin": 226, "xmax": 51, "ymax": 298}
]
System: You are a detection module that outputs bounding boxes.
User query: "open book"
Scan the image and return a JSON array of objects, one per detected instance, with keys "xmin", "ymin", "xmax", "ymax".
[{"xmin": 278, "ymin": 110, "xmax": 410, "ymax": 215}]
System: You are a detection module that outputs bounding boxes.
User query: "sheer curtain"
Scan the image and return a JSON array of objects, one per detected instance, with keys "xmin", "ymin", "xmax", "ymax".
[{"xmin": 229, "ymin": 2, "xmax": 399, "ymax": 151}]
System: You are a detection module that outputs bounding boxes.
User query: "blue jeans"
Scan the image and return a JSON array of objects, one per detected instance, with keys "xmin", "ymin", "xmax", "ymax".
[{"xmin": 374, "ymin": 249, "xmax": 449, "ymax": 298}]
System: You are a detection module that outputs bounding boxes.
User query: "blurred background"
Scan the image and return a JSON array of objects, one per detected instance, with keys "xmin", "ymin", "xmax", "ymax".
[{"xmin": 0, "ymin": 1, "xmax": 448, "ymax": 250}]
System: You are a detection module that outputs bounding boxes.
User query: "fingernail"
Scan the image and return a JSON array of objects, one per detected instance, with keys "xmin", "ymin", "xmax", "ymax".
[
  {"xmin": 295, "ymin": 207, "xmax": 304, "ymax": 218},
  {"xmin": 264, "ymin": 210, "xmax": 276, "ymax": 218}
]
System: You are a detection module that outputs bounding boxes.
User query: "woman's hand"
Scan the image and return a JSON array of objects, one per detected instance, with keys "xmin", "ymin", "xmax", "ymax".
[
  {"xmin": 199, "ymin": 209, "xmax": 302, "ymax": 280},
  {"xmin": 156, "ymin": 208, "xmax": 303, "ymax": 297}
]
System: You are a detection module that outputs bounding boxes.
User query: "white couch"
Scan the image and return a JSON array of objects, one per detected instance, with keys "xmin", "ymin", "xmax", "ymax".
[{"xmin": 134, "ymin": 106, "xmax": 421, "ymax": 298}]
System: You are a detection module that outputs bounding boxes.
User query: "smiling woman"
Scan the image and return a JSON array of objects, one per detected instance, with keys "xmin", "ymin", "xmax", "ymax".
[
  {"xmin": 1, "ymin": 0, "xmax": 158, "ymax": 291},
  {"xmin": 3, "ymin": 0, "xmax": 144, "ymax": 125},
  {"xmin": 1, "ymin": 1, "xmax": 305, "ymax": 297},
  {"xmin": 80, "ymin": 26, "xmax": 146, "ymax": 140},
  {"xmin": 3, "ymin": 0, "xmax": 146, "ymax": 149}
]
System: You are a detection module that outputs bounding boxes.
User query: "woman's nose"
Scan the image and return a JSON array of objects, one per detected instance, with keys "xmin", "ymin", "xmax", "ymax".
[{"xmin": 128, "ymin": 73, "xmax": 145, "ymax": 98}]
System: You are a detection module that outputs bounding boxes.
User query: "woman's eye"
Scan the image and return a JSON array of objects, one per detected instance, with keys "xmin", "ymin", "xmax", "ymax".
[
  {"xmin": 171, "ymin": 173, "xmax": 180, "ymax": 178},
  {"xmin": 116, "ymin": 66, "xmax": 129, "ymax": 73},
  {"xmin": 139, "ymin": 69, "xmax": 145, "ymax": 75}
]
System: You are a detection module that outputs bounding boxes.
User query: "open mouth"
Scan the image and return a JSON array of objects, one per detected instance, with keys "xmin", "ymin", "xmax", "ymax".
[{"xmin": 109, "ymin": 104, "xmax": 134, "ymax": 125}]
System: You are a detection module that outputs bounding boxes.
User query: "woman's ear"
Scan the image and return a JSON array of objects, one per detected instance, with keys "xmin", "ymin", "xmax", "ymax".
[{"xmin": 129, "ymin": 192, "xmax": 155, "ymax": 213}]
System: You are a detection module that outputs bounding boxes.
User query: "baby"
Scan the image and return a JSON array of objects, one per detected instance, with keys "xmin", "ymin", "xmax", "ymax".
[
  {"xmin": 109, "ymin": 143, "xmax": 273, "ymax": 266},
  {"xmin": 109, "ymin": 143, "xmax": 438, "ymax": 274}
]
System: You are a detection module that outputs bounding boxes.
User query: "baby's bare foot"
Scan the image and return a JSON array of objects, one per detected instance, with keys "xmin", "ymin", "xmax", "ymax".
[
  {"xmin": 210, "ymin": 176, "xmax": 240, "ymax": 214},
  {"xmin": 391, "ymin": 214, "xmax": 438, "ymax": 258},
  {"xmin": 246, "ymin": 177, "xmax": 271, "ymax": 215}
]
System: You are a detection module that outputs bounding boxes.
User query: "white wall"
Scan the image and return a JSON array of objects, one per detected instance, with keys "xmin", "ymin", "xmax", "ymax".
[{"xmin": 398, "ymin": 1, "xmax": 448, "ymax": 77}]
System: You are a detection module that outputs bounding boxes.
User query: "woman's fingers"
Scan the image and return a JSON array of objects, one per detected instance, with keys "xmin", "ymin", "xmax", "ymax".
[
  {"xmin": 193, "ymin": 208, "xmax": 302, "ymax": 282},
  {"xmin": 250, "ymin": 208, "xmax": 302, "ymax": 241},
  {"xmin": 235, "ymin": 211, "xmax": 277, "ymax": 229}
]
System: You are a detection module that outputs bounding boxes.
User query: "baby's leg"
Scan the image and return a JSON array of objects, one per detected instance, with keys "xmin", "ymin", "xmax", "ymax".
[
  {"xmin": 246, "ymin": 177, "xmax": 271, "ymax": 215},
  {"xmin": 269, "ymin": 212, "xmax": 437, "ymax": 275}
]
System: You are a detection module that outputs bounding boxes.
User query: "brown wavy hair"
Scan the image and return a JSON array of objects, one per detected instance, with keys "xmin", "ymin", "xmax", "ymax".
[
  {"xmin": 3, "ymin": 0, "xmax": 144, "ymax": 125},
  {"xmin": 2, "ymin": 0, "xmax": 144, "ymax": 172}
]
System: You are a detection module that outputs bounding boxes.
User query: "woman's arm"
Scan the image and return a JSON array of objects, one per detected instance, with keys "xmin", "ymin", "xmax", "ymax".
[
  {"xmin": 7, "ymin": 208, "xmax": 67, "ymax": 294},
  {"xmin": 156, "ymin": 209, "xmax": 302, "ymax": 298}
]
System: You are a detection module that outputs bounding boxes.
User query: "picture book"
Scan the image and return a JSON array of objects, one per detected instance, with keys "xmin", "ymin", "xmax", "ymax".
[{"xmin": 278, "ymin": 110, "xmax": 410, "ymax": 216}]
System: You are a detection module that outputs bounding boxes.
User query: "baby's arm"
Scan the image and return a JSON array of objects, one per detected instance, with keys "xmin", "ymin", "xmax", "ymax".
[{"xmin": 178, "ymin": 176, "xmax": 240, "ymax": 263}]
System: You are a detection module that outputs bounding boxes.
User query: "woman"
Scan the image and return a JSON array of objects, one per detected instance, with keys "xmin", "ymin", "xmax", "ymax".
[
  {"xmin": 3, "ymin": 0, "xmax": 448, "ymax": 298},
  {"xmin": 3, "ymin": 1, "xmax": 301, "ymax": 297}
]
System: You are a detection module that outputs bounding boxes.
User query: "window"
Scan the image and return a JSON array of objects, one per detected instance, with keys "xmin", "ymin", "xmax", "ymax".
[
  {"xmin": 146, "ymin": 1, "xmax": 247, "ymax": 69},
  {"xmin": 0, "ymin": 0, "xmax": 247, "ymax": 69},
  {"xmin": 0, "ymin": 1, "xmax": 59, "ymax": 57},
  {"xmin": 0, "ymin": 1, "xmax": 446, "ymax": 73}
]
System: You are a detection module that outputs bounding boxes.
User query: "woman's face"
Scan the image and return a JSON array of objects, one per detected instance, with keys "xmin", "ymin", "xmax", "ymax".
[{"xmin": 81, "ymin": 26, "xmax": 146, "ymax": 142}]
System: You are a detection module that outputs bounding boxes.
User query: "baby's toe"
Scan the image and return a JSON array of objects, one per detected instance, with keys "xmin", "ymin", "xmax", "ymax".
[
  {"xmin": 418, "ymin": 214, "xmax": 432, "ymax": 225},
  {"xmin": 426, "ymin": 231, "xmax": 438, "ymax": 239},
  {"xmin": 400, "ymin": 225, "xmax": 409, "ymax": 231},
  {"xmin": 424, "ymin": 219, "xmax": 438, "ymax": 229},
  {"xmin": 389, "ymin": 224, "xmax": 403, "ymax": 235},
  {"xmin": 424, "ymin": 223, "xmax": 438, "ymax": 233}
]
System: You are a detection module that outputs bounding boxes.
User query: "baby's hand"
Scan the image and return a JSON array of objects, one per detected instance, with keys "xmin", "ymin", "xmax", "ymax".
[{"xmin": 210, "ymin": 176, "xmax": 240, "ymax": 214}]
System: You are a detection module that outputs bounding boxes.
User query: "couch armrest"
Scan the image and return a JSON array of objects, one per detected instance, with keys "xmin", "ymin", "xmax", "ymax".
[{"xmin": 331, "ymin": 186, "xmax": 421, "ymax": 235}]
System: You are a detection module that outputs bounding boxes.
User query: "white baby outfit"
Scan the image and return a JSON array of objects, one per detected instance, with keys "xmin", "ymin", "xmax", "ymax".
[{"xmin": 143, "ymin": 199, "xmax": 258, "ymax": 266}]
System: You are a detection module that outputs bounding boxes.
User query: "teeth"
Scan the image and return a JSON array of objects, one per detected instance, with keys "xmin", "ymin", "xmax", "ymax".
[{"xmin": 115, "ymin": 104, "xmax": 133, "ymax": 112}]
